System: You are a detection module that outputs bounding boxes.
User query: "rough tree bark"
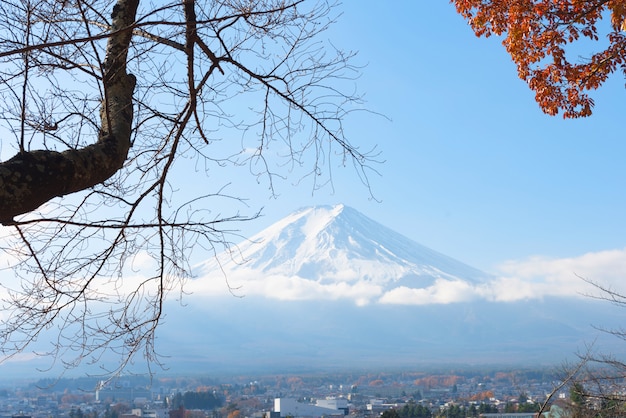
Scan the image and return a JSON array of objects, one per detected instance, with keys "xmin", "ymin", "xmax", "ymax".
[{"xmin": 0, "ymin": 0, "xmax": 138, "ymax": 225}]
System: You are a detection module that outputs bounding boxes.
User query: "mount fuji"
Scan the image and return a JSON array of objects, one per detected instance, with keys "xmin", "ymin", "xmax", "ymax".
[
  {"xmin": 157, "ymin": 205, "xmax": 624, "ymax": 374},
  {"xmin": 191, "ymin": 204, "xmax": 491, "ymax": 305}
]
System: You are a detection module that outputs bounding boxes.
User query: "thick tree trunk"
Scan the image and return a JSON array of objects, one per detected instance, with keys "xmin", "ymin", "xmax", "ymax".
[{"xmin": 0, "ymin": 0, "xmax": 139, "ymax": 225}]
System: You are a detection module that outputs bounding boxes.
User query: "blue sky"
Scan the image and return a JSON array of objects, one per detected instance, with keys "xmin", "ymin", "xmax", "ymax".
[
  {"xmin": 231, "ymin": 1, "xmax": 626, "ymax": 276},
  {"xmin": 1, "ymin": 1, "xmax": 624, "ymax": 297}
]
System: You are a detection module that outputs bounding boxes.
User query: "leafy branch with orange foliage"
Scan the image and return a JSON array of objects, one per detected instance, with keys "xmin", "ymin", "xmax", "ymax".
[{"xmin": 453, "ymin": 0, "xmax": 626, "ymax": 117}]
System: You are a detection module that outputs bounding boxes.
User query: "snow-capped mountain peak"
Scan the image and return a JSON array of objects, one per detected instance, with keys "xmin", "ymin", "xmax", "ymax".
[{"xmin": 192, "ymin": 205, "xmax": 489, "ymax": 304}]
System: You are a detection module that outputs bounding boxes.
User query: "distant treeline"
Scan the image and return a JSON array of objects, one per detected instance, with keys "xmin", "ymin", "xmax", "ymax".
[
  {"xmin": 169, "ymin": 390, "xmax": 224, "ymax": 410},
  {"xmin": 382, "ymin": 401, "xmax": 501, "ymax": 418}
]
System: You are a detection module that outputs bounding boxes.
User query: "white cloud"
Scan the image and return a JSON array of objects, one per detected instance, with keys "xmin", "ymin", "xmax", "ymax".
[
  {"xmin": 494, "ymin": 248, "xmax": 626, "ymax": 298},
  {"xmin": 476, "ymin": 276, "xmax": 547, "ymax": 302},
  {"xmin": 187, "ymin": 268, "xmax": 383, "ymax": 306},
  {"xmin": 2, "ymin": 218, "xmax": 623, "ymax": 307},
  {"xmin": 379, "ymin": 280, "xmax": 478, "ymax": 305},
  {"xmin": 378, "ymin": 249, "xmax": 626, "ymax": 305},
  {"xmin": 187, "ymin": 248, "xmax": 626, "ymax": 306}
]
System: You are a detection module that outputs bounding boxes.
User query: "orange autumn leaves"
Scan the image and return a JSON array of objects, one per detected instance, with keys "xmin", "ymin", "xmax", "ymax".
[{"xmin": 453, "ymin": 0, "xmax": 626, "ymax": 117}]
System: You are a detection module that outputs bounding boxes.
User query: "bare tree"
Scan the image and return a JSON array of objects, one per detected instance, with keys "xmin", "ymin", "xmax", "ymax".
[
  {"xmin": 537, "ymin": 279, "xmax": 626, "ymax": 418},
  {"xmin": 542, "ymin": 349, "xmax": 626, "ymax": 418},
  {"xmin": 0, "ymin": 0, "xmax": 377, "ymax": 375}
]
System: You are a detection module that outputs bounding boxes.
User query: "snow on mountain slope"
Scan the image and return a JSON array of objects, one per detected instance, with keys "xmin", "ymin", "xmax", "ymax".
[{"xmin": 191, "ymin": 205, "xmax": 491, "ymax": 304}]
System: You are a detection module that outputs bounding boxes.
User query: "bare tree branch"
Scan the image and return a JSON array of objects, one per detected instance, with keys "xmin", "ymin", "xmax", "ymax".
[{"xmin": 0, "ymin": 0, "xmax": 378, "ymax": 376}]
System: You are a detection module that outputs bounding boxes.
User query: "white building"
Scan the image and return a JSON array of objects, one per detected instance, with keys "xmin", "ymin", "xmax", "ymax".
[
  {"xmin": 315, "ymin": 398, "xmax": 348, "ymax": 412},
  {"xmin": 274, "ymin": 398, "xmax": 347, "ymax": 418}
]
